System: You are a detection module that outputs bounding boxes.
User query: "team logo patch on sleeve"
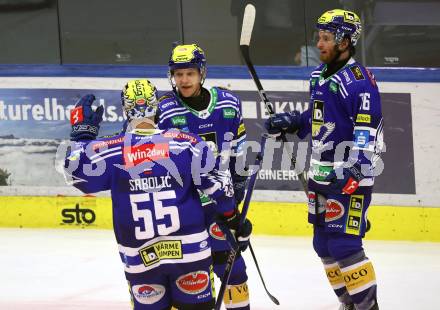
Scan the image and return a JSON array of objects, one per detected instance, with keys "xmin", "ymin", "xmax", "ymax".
[
  {"xmin": 176, "ymin": 271, "xmax": 210, "ymax": 294},
  {"xmin": 329, "ymin": 81, "xmax": 339, "ymax": 93},
  {"xmin": 132, "ymin": 284, "xmax": 166, "ymax": 304},
  {"xmin": 350, "ymin": 66, "xmax": 365, "ymax": 80}
]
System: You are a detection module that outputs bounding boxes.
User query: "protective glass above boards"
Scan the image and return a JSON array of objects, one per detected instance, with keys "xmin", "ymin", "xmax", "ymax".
[{"xmin": 0, "ymin": 0, "xmax": 439, "ymax": 67}]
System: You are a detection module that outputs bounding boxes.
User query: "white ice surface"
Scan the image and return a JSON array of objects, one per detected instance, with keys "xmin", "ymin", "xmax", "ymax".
[{"xmin": 0, "ymin": 229, "xmax": 439, "ymax": 310}]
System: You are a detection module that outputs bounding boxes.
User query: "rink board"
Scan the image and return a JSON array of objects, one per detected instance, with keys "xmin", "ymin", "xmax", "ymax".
[
  {"xmin": 1, "ymin": 196, "xmax": 439, "ymax": 242},
  {"xmin": 0, "ymin": 66, "xmax": 440, "ymax": 208}
]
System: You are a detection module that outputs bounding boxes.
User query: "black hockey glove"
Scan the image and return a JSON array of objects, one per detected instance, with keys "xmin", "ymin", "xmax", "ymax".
[
  {"xmin": 324, "ymin": 162, "xmax": 365, "ymax": 195},
  {"xmin": 217, "ymin": 211, "xmax": 252, "ymax": 252},
  {"xmin": 264, "ymin": 111, "xmax": 301, "ymax": 137},
  {"xmin": 70, "ymin": 94, "xmax": 104, "ymax": 141}
]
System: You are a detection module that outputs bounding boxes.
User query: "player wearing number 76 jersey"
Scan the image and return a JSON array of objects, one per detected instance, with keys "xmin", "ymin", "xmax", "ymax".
[
  {"xmin": 64, "ymin": 79, "xmax": 251, "ymax": 309},
  {"xmin": 265, "ymin": 9, "xmax": 383, "ymax": 310}
]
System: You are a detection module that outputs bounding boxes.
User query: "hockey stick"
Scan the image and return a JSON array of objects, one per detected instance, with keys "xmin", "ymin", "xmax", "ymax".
[
  {"xmin": 215, "ymin": 134, "xmax": 279, "ymax": 309},
  {"xmin": 248, "ymin": 242, "xmax": 279, "ymax": 304},
  {"xmin": 240, "ymin": 3, "xmax": 308, "ymax": 195}
]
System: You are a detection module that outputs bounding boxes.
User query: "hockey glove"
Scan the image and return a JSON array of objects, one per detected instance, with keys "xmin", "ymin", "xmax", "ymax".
[
  {"xmin": 264, "ymin": 111, "xmax": 301, "ymax": 137},
  {"xmin": 218, "ymin": 211, "xmax": 252, "ymax": 252},
  {"xmin": 324, "ymin": 162, "xmax": 365, "ymax": 195},
  {"xmin": 70, "ymin": 94, "xmax": 104, "ymax": 141}
]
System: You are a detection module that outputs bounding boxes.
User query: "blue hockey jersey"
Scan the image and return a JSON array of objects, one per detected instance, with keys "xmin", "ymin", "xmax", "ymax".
[
  {"xmin": 157, "ymin": 87, "xmax": 247, "ymax": 178},
  {"xmin": 64, "ymin": 128, "xmax": 235, "ymax": 274},
  {"xmin": 297, "ymin": 58, "xmax": 384, "ymax": 194}
]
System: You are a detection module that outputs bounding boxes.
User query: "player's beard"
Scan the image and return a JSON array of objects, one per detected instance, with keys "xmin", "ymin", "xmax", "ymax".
[{"xmin": 321, "ymin": 44, "xmax": 342, "ymax": 65}]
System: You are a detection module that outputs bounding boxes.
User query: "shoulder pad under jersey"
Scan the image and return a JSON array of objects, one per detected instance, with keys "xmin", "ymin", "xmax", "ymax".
[
  {"xmin": 337, "ymin": 61, "xmax": 378, "ymax": 93},
  {"xmin": 214, "ymin": 85, "xmax": 231, "ymax": 91},
  {"xmin": 161, "ymin": 128, "xmax": 201, "ymax": 145},
  {"xmin": 89, "ymin": 133, "xmax": 125, "ymax": 152},
  {"xmin": 99, "ymin": 131, "xmax": 122, "ymax": 139},
  {"xmin": 309, "ymin": 64, "xmax": 325, "ymax": 87},
  {"xmin": 213, "ymin": 86, "xmax": 240, "ymax": 104},
  {"xmin": 158, "ymin": 91, "xmax": 179, "ymax": 111}
]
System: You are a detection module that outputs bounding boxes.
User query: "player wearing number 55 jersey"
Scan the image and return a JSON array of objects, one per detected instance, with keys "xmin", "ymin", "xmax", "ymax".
[
  {"xmin": 266, "ymin": 10, "xmax": 383, "ymax": 310},
  {"xmin": 64, "ymin": 79, "xmax": 251, "ymax": 309}
]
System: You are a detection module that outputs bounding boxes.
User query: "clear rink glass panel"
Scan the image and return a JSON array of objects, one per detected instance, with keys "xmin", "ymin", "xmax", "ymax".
[
  {"xmin": 304, "ymin": 0, "xmax": 440, "ymax": 67},
  {"xmin": 0, "ymin": 0, "xmax": 60, "ymax": 64},
  {"xmin": 0, "ymin": 0, "xmax": 438, "ymax": 67},
  {"xmin": 182, "ymin": 0, "xmax": 307, "ymax": 66},
  {"xmin": 57, "ymin": 0, "xmax": 181, "ymax": 64}
]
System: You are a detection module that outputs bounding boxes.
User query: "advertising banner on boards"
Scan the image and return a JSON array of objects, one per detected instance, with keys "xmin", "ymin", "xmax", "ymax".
[{"xmin": 0, "ymin": 88, "xmax": 414, "ymax": 194}]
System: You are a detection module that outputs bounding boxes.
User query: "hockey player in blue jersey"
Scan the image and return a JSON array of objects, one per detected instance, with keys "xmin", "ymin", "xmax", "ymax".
[
  {"xmin": 65, "ymin": 79, "xmax": 252, "ymax": 310},
  {"xmin": 265, "ymin": 9, "xmax": 383, "ymax": 310},
  {"xmin": 157, "ymin": 44, "xmax": 251, "ymax": 310}
]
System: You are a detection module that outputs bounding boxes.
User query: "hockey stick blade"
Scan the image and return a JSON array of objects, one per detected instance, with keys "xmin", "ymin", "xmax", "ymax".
[
  {"xmin": 249, "ymin": 242, "xmax": 280, "ymax": 305},
  {"xmin": 240, "ymin": 5, "xmax": 274, "ymax": 116},
  {"xmin": 239, "ymin": 4, "xmax": 255, "ymax": 46}
]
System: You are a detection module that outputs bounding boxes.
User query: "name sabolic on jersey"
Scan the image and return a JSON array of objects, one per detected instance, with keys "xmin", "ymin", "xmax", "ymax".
[
  {"xmin": 297, "ymin": 58, "xmax": 384, "ymax": 194},
  {"xmin": 157, "ymin": 87, "xmax": 246, "ymax": 171},
  {"xmin": 64, "ymin": 128, "xmax": 235, "ymax": 274}
]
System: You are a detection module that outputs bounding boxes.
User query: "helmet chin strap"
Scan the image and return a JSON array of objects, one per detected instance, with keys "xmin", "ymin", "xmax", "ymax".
[
  {"xmin": 331, "ymin": 46, "xmax": 342, "ymax": 64},
  {"xmin": 330, "ymin": 42, "xmax": 350, "ymax": 65}
]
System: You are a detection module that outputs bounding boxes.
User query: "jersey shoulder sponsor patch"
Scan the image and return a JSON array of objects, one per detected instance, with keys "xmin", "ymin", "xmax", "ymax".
[
  {"xmin": 222, "ymin": 107, "xmax": 236, "ymax": 118},
  {"xmin": 349, "ymin": 65, "xmax": 365, "ymax": 81},
  {"xmin": 162, "ymin": 129, "xmax": 199, "ymax": 144},
  {"xmin": 171, "ymin": 115, "xmax": 187, "ymax": 126},
  {"xmin": 92, "ymin": 135, "xmax": 124, "ymax": 150}
]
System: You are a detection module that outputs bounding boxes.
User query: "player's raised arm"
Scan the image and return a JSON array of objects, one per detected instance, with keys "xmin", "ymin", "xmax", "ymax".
[{"xmin": 64, "ymin": 94, "xmax": 115, "ymax": 194}]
